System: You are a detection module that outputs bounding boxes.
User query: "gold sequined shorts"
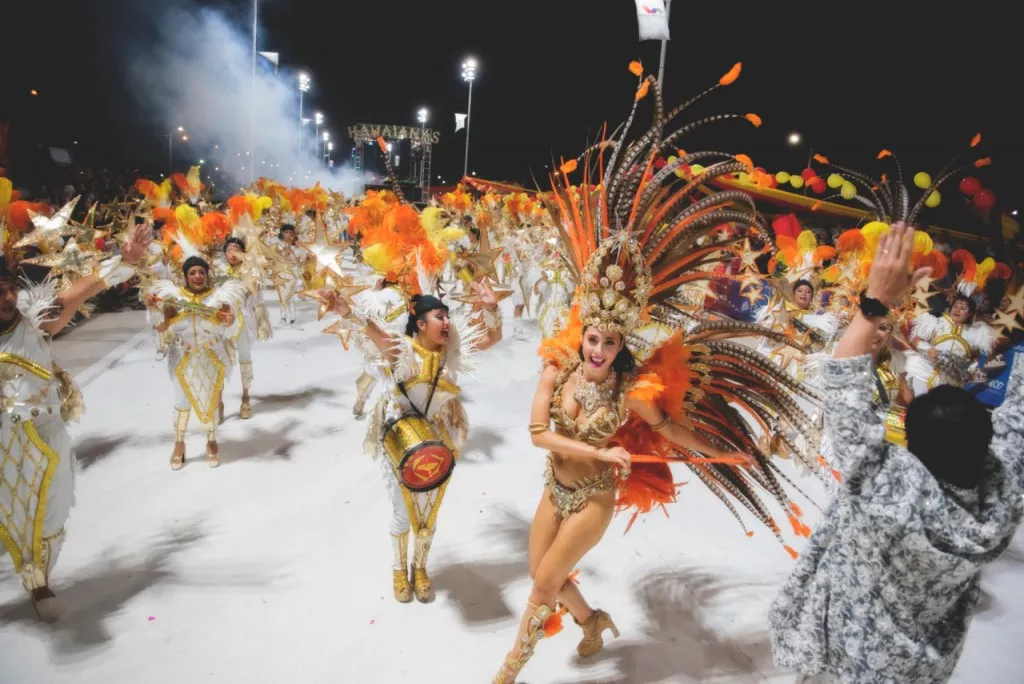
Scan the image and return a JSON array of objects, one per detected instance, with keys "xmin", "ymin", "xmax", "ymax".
[{"xmin": 544, "ymin": 456, "xmax": 617, "ymax": 520}]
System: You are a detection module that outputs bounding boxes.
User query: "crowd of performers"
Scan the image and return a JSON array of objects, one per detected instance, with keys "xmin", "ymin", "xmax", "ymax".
[{"xmin": 1, "ymin": 60, "xmax": 1022, "ymax": 684}]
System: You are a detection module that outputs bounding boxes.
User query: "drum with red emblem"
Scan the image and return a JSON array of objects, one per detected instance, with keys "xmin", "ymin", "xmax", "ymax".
[{"xmin": 381, "ymin": 412, "xmax": 456, "ymax": 492}]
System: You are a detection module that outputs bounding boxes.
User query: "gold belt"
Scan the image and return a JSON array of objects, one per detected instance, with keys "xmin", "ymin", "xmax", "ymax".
[{"xmin": 544, "ymin": 455, "xmax": 616, "ymax": 520}]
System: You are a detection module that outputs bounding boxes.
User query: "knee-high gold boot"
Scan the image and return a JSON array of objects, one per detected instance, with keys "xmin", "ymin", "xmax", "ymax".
[
  {"xmin": 239, "ymin": 362, "xmax": 254, "ymax": 419},
  {"xmin": 205, "ymin": 421, "xmax": 220, "ymax": 468},
  {"xmin": 171, "ymin": 408, "xmax": 190, "ymax": 470},
  {"xmin": 411, "ymin": 528, "xmax": 435, "ymax": 603},
  {"xmin": 391, "ymin": 530, "xmax": 413, "ymax": 603},
  {"xmin": 493, "ymin": 602, "xmax": 557, "ymax": 684}
]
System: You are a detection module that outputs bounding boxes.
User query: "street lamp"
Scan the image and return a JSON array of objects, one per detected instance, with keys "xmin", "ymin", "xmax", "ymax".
[
  {"xmin": 787, "ymin": 132, "xmax": 802, "ymax": 146},
  {"xmin": 314, "ymin": 112, "xmax": 324, "ymax": 165},
  {"xmin": 327, "ymin": 141, "xmax": 334, "ymax": 168},
  {"xmin": 461, "ymin": 57, "xmax": 478, "ymax": 179},
  {"xmin": 297, "ymin": 72, "xmax": 311, "ymax": 162},
  {"xmin": 417, "ymin": 107, "xmax": 429, "ymax": 125},
  {"xmin": 163, "ymin": 126, "xmax": 186, "ymax": 174}
]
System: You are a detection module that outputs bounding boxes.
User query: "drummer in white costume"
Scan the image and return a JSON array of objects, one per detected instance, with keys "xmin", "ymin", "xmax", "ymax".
[
  {"xmin": 327, "ymin": 283, "xmax": 502, "ymax": 604},
  {"xmin": 0, "ymin": 225, "xmax": 149, "ymax": 620},
  {"xmin": 906, "ymin": 294, "xmax": 996, "ymax": 396}
]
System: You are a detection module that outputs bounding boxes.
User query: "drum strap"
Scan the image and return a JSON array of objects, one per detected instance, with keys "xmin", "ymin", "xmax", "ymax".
[
  {"xmin": 397, "ymin": 358, "xmax": 445, "ymax": 418},
  {"xmin": 873, "ymin": 367, "xmax": 890, "ymax": 406}
]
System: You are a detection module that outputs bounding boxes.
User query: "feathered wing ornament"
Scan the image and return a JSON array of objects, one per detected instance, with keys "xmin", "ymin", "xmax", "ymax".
[{"xmin": 540, "ymin": 62, "xmax": 819, "ymax": 554}]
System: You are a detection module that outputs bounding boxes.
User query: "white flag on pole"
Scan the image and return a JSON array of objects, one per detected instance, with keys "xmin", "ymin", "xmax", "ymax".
[
  {"xmin": 258, "ymin": 51, "xmax": 280, "ymax": 66},
  {"xmin": 455, "ymin": 113, "xmax": 467, "ymax": 132},
  {"xmin": 635, "ymin": 1, "xmax": 670, "ymax": 41}
]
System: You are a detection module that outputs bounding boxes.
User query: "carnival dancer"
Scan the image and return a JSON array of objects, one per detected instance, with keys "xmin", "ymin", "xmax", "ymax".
[
  {"xmin": 216, "ymin": 236, "xmax": 273, "ymax": 419},
  {"xmin": 324, "ymin": 188, "xmax": 504, "ymax": 604},
  {"xmin": 327, "ymin": 281, "xmax": 502, "ymax": 603},
  {"xmin": 147, "ymin": 237, "xmax": 246, "ymax": 469},
  {"xmin": 535, "ymin": 261, "xmax": 574, "ymax": 339},
  {"xmin": 275, "ymin": 224, "xmax": 308, "ymax": 326},
  {"xmin": 493, "ymin": 61, "xmax": 822, "ymax": 683},
  {"xmin": 351, "ymin": 276, "xmax": 407, "ymax": 419},
  {"xmin": 904, "ymin": 250, "xmax": 1006, "ymax": 397},
  {"xmin": 0, "ymin": 220, "xmax": 149, "ymax": 620},
  {"xmin": 756, "ymin": 278, "xmax": 840, "ymax": 381}
]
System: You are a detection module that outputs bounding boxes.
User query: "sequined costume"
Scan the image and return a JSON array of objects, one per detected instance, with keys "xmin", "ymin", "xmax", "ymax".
[
  {"xmin": 906, "ymin": 312, "xmax": 995, "ymax": 395},
  {"xmin": 494, "ymin": 61, "xmax": 823, "ymax": 683},
  {"xmin": 149, "ymin": 279, "xmax": 246, "ymax": 451},
  {"xmin": 355, "ymin": 306, "xmax": 493, "ymax": 602},
  {"xmin": 215, "ymin": 258, "xmax": 272, "ymax": 414},
  {"xmin": 275, "ymin": 241, "xmax": 308, "ymax": 323},
  {"xmin": 0, "ymin": 259, "xmax": 135, "ymax": 613},
  {"xmin": 536, "ymin": 265, "xmax": 574, "ymax": 340},
  {"xmin": 350, "ymin": 283, "xmax": 407, "ymax": 418}
]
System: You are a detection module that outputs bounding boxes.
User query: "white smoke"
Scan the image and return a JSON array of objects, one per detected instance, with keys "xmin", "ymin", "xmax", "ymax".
[{"xmin": 128, "ymin": 5, "xmax": 366, "ymax": 195}]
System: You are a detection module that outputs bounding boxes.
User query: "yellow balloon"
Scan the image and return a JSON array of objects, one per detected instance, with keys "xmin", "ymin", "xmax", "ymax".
[
  {"xmin": 914, "ymin": 172, "xmax": 932, "ymax": 189},
  {"xmin": 790, "ymin": 175, "xmax": 804, "ymax": 189},
  {"xmin": 775, "ymin": 171, "xmax": 791, "ymax": 184},
  {"xmin": 737, "ymin": 172, "xmax": 750, "ymax": 183},
  {"xmin": 689, "ymin": 164, "xmax": 705, "ymax": 176},
  {"xmin": 827, "ymin": 173, "xmax": 844, "ymax": 189},
  {"xmin": 924, "ymin": 190, "xmax": 941, "ymax": 208},
  {"xmin": 840, "ymin": 182, "xmax": 856, "ymax": 200}
]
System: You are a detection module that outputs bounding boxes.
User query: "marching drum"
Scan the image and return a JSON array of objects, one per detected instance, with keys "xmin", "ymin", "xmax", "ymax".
[{"xmin": 381, "ymin": 412, "xmax": 456, "ymax": 492}]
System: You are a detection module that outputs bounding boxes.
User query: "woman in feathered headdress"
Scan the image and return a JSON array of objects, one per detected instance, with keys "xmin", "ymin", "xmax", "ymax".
[
  {"xmin": 0, "ymin": 198, "xmax": 151, "ymax": 621},
  {"xmin": 145, "ymin": 214, "xmax": 247, "ymax": 469},
  {"xmin": 492, "ymin": 62, "xmax": 820, "ymax": 683}
]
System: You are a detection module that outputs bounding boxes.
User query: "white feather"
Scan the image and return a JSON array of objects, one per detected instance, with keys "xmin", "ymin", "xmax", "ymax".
[
  {"xmin": 911, "ymin": 312, "xmax": 942, "ymax": 342},
  {"xmin": 16, "ymin": 278, "xmax": 60, "ymax": 330},
  {"xmin": 963, "ymin": 321, "xmax": 997, "ymax": 355}
]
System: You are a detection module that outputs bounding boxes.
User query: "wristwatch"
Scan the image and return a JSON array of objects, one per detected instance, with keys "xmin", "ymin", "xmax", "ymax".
[{"xmin": 859, "ymin": 291, "xmax": 889, "ymax": 319}]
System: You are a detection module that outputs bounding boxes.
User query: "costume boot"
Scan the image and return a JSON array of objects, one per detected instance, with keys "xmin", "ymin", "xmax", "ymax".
[
  {"xmin": 411, "ymin": 529, "xmax": 435, "ymax": 603},
  {"xmin": 493, "ymin": 602, "xmax": 557, "ymax": 683},
  {"xmin": 575, "ymin": 609, "xmax": 620, "ymax": 657},
  {"xmin": 171, "ymin": 408, "xmax": 189, "ymax": 470},
  {"xmin": 239, "ymin": 362, "xmax": 254, "ymax": 419},
  {"xmin": 391, "ymin": 530, "xmax": 413, "ymax": 603}
]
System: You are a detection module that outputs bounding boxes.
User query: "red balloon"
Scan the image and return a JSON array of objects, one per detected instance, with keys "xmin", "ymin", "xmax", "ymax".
[
  {"xmin": 959, "ymin": 176, "xmax": 982, "ymax": 196},
  {"xmin": 800, "ymin": 167, "xmax": 817, "ymax": 181},
  {"xmin": 973, "ymin": 188, "xmax": 996, "ymax": 211},
  {"xmin": 754, "ymin": 166, "xmax": 767, "ymax": 174},
  {"xmin": 654, "ymin": 157, "xmax": 667, "ymax": 170},
  {"xmin": 767, "ymin": 176, "xmax": 779, "ymax": 189},
  {"xmin": 809, "ymin": 177, "xmax": 827, "ymax": 194}
]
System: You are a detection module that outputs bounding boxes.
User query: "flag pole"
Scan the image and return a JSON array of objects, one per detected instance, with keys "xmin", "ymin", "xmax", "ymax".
[{"xmin": 657, "ymin": 0, "xmax": 671, "ymax": 90}]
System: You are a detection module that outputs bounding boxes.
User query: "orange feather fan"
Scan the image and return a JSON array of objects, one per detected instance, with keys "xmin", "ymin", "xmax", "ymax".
[{"xmin": 7, "ymin": 201, "xmax": 50, "ymax": 234}]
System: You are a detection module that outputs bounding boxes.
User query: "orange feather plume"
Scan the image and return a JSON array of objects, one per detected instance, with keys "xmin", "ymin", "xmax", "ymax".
[
  {"xmin": 744, "ymin": 113, "xmax": 762, "ymax": 128},
  {"xmin": 719, "ymin": 62, "xmax": 742, "ymax": 86},
  {"xmin": 628, "ymin": 60, "xmax": 644, "ymax": 77},
  {"xmin": 8, "ymin": 201, "xmax": 50, "ymax": 234},
  {"xmin": 201, "ymin": 212, "xmax": 231, "ymax": 241}
]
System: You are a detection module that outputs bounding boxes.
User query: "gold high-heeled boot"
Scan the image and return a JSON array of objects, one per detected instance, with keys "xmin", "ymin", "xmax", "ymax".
[
  {"xmin": 391, "ymin": 531, "xmax": 413, "ymax": 603},
  {"xmin": 411, "ymin": 529, "xmax": 435, "ymax": 603},
  {"xmin": 575, "ymin": 609, "xmax": 620, "ymax": 657},
  {"xmin": 239, "ymin": 362, "xmax": 254, "ymax": 419},
  {"xmin": 171, "ymin": 408, "xmax": 189, "ymax": 470},
  {"xmin": 205, "ymin": 422, "xmax": 220, "ymax": 468},
  {"xmin": 493, "ymin": 602, "xmax": 555, "ymax": 684}
]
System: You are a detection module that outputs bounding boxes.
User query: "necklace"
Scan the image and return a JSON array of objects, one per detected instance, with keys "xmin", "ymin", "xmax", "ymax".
[{"xmin": 573, "ymin": 365, "xmax": 617, "ymax": 418}]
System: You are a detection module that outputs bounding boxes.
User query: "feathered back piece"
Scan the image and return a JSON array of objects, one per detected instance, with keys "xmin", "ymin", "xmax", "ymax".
[
  {"xmin": 134, "ymin": 178, "xmax": 172, "ymax": 208},
  {"xmin": 539, "ymin": 61, "xmax": 822, "ymax": 554},
  {"xmin": 814, "ymin": 134, "xmax": 991, "ymax": 227},
  {"xmin": 952, "ymin": 249, "xmax": 1011, "ymax": 296},
  {"xmin": 352, "ymin": 194, "xmax": 445, "ymax": 297},
  {"xmin": 159, "ymin": 204, "xmax": 220, "ymax": 264},
  {"xmin": 171, "ymin": 166, "xmax": 204, "ymax": 204}
]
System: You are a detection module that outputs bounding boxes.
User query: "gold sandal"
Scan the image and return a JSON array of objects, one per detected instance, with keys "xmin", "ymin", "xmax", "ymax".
[
  {"xmin": 239, "ymin": 396, "xmax": 252, "ymax": 420},
  {"xmin": 206, "ymin": 442, "xmax": 220, "ymax": 468},
  {"xmin": 412, "ymin": 568, "xmax": 435, "ymax": 603},
  {"xmin": 170, "ymin": 443, "xmax": 185, "ymax": 471}
]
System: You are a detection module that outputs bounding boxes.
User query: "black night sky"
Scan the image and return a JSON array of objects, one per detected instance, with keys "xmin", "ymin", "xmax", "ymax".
[{"xmin": 5, "ymin": 0, "xmax": 1021, "ymax": 215}]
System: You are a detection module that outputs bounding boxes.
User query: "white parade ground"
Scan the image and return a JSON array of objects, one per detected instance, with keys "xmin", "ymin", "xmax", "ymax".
[{"xmin": 1, "ymin": 295, "xmax": 1020, "ymax": 683}]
